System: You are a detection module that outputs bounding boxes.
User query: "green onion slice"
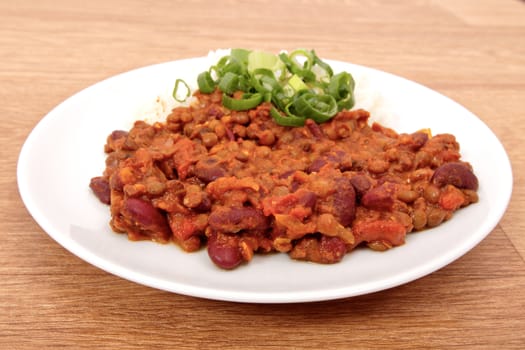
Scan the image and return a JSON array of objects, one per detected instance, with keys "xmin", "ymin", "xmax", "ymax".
[
  {"xmin": 270, "ymin": 107, "xmax": 306, "ymax": 127},
  {"xmin": 328, "ymin": 72, "xmax": 355, "ymax": 110},
  {"xmin": 290, "ymin": 91, "xmax": 338, "ymax": 123},
  {"xmin": 218, "ymin": 71, "xmax": 239, "ymax": 95},
  {"xmin": 172, "ymin": 79, "xmax": 191, "ymax": 102},
  {"xmin": 222, "ymin": 93, "xmax": 263, "ymax": 111},
  {"xmin": 197, "ymin": 71, "xmax": 216, "ymax": 94}
]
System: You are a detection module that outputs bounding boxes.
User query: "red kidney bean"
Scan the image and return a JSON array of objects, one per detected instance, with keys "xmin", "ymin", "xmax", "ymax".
[
  {"xmin": 278, "ymin": 170, "xmax": 295, "ymax": 179},
  {"xmin": 208, "ymin": 206, "xmax": 269, "ymax": 233},
  {"xmin": 431, "ymin": 162, "xmax": 478, "ymax": 190},
  {"xmin": 308, "ymin": 158, "xmax": 327, "ymax": 173},
  {"xmin": 224, "ymin": 125, "xmax": 235, "ymax": 141},
  {"xmin": 123, "ymin": 197, "xmax": 171, "ymax": 238},
  {"xmin": 104, "ymin": 130, "xmax": 130, "ymax": 151},
  {"xmin": 207, "ymin": 232, "xmax": 243, "ymax": 269},
  {"xmin": 308, "ymin": 150, "xmax": 349, "ymax": 173},
  {"xmin": 296, "ymin": 190, "xmax": 317, "ymax": 210},
  {"xmin": 207, "ymin": 105, "xmax": 224, "ymax": 119},
  {"xmin": 89, "ymin": 176, "xmax": 111, "ymax": 204},
  {"xmin": 305, "ymin": 119, "xmax": 323, "ymax": 138},
  {"xmin": 193, "ymin": 195, "xmax": 211, "ymax": 212},
  {"xmin": 333, "ymin": 177, "xmax": 356, "ymax": 227},
  {"xmin": 193, "ymin": 157, "xmax": 226, "ymax": 183},
  {"xmin": 319, "ymin": 235, "xmax": 347, "ymax": 263},
  {"xmin": 109, "ymin": 130, "xmax": 128, "ymax": 141},
  {"xmin": 409, "ymin": 132, "xmax": 428, "ymax": 151},
  {"xmin": 350, "ymin": 174, "xmax": 372, "ymax": 199},
  {"xmin": 361, "ymin": 183, "xmax": 395, "ymax": 211}
]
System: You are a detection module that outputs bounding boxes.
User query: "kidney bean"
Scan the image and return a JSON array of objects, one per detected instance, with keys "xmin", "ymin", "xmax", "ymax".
[
  {"xmin": 308, "ymin": 150, "xmax": 349, "ymax": 173},
  {"xmin": 409, "ymin": 132, "xmax": 428, "ymax": 151},
  {"xmin": 319, "ymin": 236, "xmax": 347, "ymax": 263},
  {"xmin": 193, "ymin": 157, "xmax": 226, "ymax": 183},
  {"xmin": 350, "ymin": 174, "xmax": 372, "ymax": 199},
  {"xmin": 208, "ymin": 206, "xmax": 269, "ymax": 233},
  {"xmin": 123, "ymin": 197, "xmax": 171, "ymax": 241},
  {"xmin": 305, "ymin": 119, "xmax": 323, "ymax": 138},
  {"xmin": 278, "ymin": 169, "xmax": 295, "ymax": 179},
  {"xmin": 308, "ymin": 158, "xmax": 327, "ymax": 173},
  {"xmin": 207, "ymin": 104, "xmax": 224, "ymax": 119},
  {"xmin": 297, "ymin": 190, "xmax": 317, "ymax": 210},
  {"xmin": 431, "ymin": 162, "xmax": 479, "ymax": 190},
  {"xmin": 361, "ymin": 184, "xmax": 395, "ymax": 211},
  {"xmin": 333, "ymin": 177, "xmax": 356, "ymax": 226},
  {"xmin": 224, "ymin": 125, "xmax": 235, "ymax": 141},
  {"xmin": 89, "ymin": 176, "xmax": 111, "ymax": 204},
  {"xmin": 108, "ymin": 130, "xmax": 128, "ymax": 145},
  {"xmin": 104, "ymin": 130, "xmax": 129, "ymax": 152},
  {"xmin": 207, "ymin": 232, "xmax": 243, "ymax": 269}
]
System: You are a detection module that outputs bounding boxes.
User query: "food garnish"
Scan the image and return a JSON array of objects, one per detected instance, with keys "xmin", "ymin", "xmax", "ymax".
[{"xmin": 173, "ymin": 48, "xmax": 355, "ymax": 127}]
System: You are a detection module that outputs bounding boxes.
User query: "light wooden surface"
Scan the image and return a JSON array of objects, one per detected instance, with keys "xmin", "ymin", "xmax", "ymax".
[{"xmin": 2, "ymin": 0, "xmax": 525, "ymax": 348}]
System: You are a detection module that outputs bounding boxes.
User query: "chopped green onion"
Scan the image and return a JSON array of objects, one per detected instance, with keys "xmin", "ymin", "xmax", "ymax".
[
  {"xmin": 222, "ymin": 93, "xmax": 263, "ymax": 111},
  {"xmin": 177, "ymin": 48, "xmax": 357, "ymax": 127},
  {"xmin": 328, "ymin": 72, "xmax": 355, "ymax": 110},
  {"xmin": 250, "ymin": 68, "xmax": 279, "ymax": 93},
  {"xmin": 287, "ymin": 74, "xmax": 308, "ymax": 92},
  {"xmin": 218, "ymin": 71, "xmax": 239, "ymax": 95},
  {"xmin": 230, "ymin": 48, "xmax": 251, "ymax": 64},
  {"xmin": 270, "ymin": 107, "xmax": 306, "ymax": 127},
  {"xmin": 291, "ymin": 92, "xmax": 338, "ymax": 123},
  {"xmin": 312, "ymin": 51, "xmax": 334, "ymax": 82},
  {"xmin": 197, "ymin": 71, "xmax": 216, "ymax": 93},
  {"xmin": 289, "ymin": 49, "xmax": 314, "ymax": 71},
  {"xmin": 248, "ymin": 50, "xmax": 283, "ymax": 73},
  {"xmin": 172, "ymin": 79, "xmax": 190, "ymax": 102}
]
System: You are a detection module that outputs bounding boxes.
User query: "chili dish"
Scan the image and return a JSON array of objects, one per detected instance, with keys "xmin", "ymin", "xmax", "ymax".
[{"xmin": 90, "ymin": 50, "xmax": 478, "ymax": 270}]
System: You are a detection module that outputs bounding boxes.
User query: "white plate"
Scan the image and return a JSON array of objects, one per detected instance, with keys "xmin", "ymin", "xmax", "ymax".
[{"xmin": 17, "ymin": 56, "xmax": 513, "ymax": 303}]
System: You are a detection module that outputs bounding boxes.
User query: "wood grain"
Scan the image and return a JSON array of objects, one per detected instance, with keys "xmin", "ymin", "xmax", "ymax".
[{"xmin": 2, "ymin": 0, "xmax": 524, "ymax": 349}]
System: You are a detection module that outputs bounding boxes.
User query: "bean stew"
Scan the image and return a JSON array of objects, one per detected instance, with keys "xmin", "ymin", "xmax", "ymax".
[{"xmin": 90, "ymin": 89, "xmax": 478, "ymax": 269}]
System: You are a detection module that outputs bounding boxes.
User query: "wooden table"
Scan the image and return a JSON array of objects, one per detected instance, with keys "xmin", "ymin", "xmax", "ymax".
[{"xmin": 2, "ymin": 0, "xmax": 524, "ymax": 348}]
